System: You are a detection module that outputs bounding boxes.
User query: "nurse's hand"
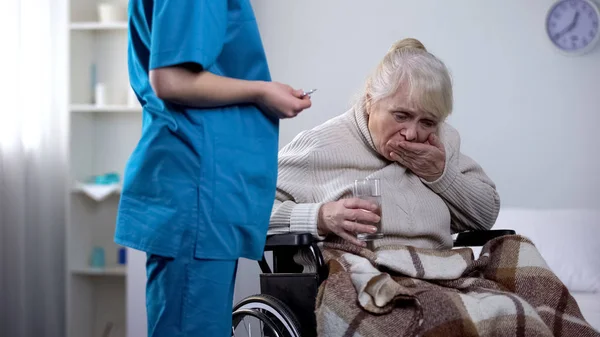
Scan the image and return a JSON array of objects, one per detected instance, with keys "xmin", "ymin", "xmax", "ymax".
[
  {"xmin": 255, "ymin": 82, "xmax": 312, "ymax": 119},
  {"xmin": 317, "ymin": 198, "xmax": 380, "ymax": 247}
]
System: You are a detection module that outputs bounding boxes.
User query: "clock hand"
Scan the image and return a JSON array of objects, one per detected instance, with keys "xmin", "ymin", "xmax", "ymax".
[
  {"xmin": 573, "ymin": 10, "xmax": 581, "ymax": 26},
  {"xmin": 553, "ymin": 11, "xmax": 581, "ymax": 40}
]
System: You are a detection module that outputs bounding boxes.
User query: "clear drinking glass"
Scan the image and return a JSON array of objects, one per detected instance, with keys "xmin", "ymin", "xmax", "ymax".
[{"xmin": 353, "ymin": 178, "xmax": 384, "ymax": 241}]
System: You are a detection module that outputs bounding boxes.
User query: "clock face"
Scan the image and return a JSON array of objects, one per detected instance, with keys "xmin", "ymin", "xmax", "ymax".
[{"xmin": 546, "ymin": 0, "xmax": 600, "ymax": 53}]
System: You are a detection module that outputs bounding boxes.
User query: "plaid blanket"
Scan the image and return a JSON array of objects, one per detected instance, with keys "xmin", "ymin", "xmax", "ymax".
[{"xmin": 315, "ymin": 235, "xmax": 599, "ymax": 337}]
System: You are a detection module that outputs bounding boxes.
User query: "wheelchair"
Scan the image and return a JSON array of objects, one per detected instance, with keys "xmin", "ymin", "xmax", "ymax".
[{"xmin": 231, "ymin": 229, "xmax": 515, "ymax": 337}]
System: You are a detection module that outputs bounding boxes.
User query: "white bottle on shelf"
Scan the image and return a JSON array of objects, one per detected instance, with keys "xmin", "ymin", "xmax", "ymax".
[
  {"xmin": 127, "ymin": 86, "xmax": 138, "ymax": 107},
  {"xmin": 98, "ymin": 3, "xmax": 127, "ymax": 23},
  {"xmin": 95, "ymin": 83, "xmax": 106, "ymax": 106}
]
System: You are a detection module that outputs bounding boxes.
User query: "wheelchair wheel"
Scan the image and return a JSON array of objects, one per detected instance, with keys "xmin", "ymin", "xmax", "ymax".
[{"xmin": 232, "ymin": 294, "xmax": 301, "ymax": 337}]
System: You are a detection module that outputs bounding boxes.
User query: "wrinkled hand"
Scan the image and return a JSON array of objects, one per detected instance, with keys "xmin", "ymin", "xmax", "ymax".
[
  {"xmin": 256, "ymin": 82, "xmax": 312, "ymax": 119},
  {"xmin": 317, "ymin": 198, "xmax": 381, "ymax": 247},
  {"xmin": 389, "ymin": 133, "xmax": 446, "ymax": 182}
]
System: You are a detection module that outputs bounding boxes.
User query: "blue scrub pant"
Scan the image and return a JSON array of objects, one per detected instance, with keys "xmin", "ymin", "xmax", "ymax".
[{"xmin": 146, "ymin": 232, "xmax": 238, "ymax": 337}]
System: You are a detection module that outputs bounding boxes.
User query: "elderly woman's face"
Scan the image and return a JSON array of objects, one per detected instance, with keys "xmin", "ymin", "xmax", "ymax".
[{"xmin": 367, "ymin": 86, "xmax": 440, "ymax": 161}]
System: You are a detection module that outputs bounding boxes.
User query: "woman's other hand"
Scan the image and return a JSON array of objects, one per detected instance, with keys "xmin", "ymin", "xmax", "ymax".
[
  {"xmin": 389, "ymin": 133, "xmax": 446, "ymax": 182},
  {"xmin": 255, "ymin": 82, "xmax": 312, "ymax": 119},
  {"xmin": 317, "ymin": 198, "xmax": 380, "ymax": 247}
]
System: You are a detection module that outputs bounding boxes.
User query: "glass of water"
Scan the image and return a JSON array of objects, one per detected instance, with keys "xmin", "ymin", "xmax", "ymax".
[{"xmin": 353, "ymin": 178, "xmax": 383, "ymax": 241}]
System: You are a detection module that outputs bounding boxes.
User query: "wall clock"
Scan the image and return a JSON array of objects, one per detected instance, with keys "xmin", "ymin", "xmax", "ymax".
[{"xmin": 546, "ymin": 0, "xmax": 600, "ymax": 55}]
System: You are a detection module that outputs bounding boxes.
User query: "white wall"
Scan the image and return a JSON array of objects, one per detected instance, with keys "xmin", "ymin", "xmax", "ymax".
[
  {"xmin": 253, "ymin": 0, "xmax": 600, "ymax": 210},
  {"xmin": 128, "ymin": 1, "xmax": 600, "ymax": 335}
]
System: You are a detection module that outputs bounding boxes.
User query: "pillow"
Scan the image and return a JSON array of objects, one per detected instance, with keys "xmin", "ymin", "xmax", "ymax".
[{"xmin": 470, "ymin": 208, "xmax": 600, "ymax": 293}]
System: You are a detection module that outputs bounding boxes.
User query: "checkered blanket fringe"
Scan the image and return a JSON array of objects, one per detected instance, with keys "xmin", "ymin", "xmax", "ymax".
[{"xmin": 315, "ymin": 235, "xmax": 600, "ymax": 337}]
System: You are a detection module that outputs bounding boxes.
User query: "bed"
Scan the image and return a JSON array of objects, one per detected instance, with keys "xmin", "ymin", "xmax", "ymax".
[{"xmin": 472, "ymin": 208, "xmax": 600, "ymax": 332}]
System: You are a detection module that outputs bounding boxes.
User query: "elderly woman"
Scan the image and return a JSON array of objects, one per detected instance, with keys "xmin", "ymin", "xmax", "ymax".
[
  {"xmin": 266, "ymin": 39, "xmax": 600, "ymax": 337},
  {"xmin": 269, "ymin": 38, "xmax": 500, "ymax": 248}
]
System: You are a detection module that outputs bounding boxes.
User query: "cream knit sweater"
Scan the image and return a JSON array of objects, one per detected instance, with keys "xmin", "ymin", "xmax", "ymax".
[{"xmin": 269, "ymin": 104, "xmax": 500, "ymax": 249}]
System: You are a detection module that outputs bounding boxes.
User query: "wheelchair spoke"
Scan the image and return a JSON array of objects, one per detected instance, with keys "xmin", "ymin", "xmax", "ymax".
[
  {"xmin": 233, "ymin": 313, "xmax": 279, "ymax": 337},
  {"xmin": 233, "ymin": 295, "xmax": 301, "ymax": 337}
]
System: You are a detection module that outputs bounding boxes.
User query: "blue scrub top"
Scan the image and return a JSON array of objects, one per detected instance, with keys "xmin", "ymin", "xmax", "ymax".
[{"xmin": 115, "ymin": 0, "xmax": 279, "ymax": 261}]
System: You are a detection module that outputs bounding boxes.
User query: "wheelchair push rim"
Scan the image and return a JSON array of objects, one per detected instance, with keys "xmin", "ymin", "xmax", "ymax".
[
  {"xmin": 232, "ymin": 294, "xmax": 301, "ymax": 337},
  {"xmin": 232, "ymin": 308, "xmax": 284, "ymax": 337}
]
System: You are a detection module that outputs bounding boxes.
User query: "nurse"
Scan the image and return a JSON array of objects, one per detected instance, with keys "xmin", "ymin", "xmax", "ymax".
[{"xmin": 114, "ymin": 1, "xmax": 312, "ymax": 336}]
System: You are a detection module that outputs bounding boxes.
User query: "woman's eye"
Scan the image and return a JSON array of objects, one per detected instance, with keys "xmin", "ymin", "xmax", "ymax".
[
  {"xmin": 421, "ymin": 120, "xmax": 436, "ymax": 128},
  {"xmin": 394, "ymin": 114, "xmax": 408, "ymax": 121}
]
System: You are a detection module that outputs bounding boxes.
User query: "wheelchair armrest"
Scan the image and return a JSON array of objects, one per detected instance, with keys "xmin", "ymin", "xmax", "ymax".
[
  {"xmin": 263, "ymin": 233, "xmax": 328, "ymax": 283},
  {"xmin": 264, "ymin": 232, "xmax": 315, "ymax": 251},
  {"xmin": 453, "ymin": 229, "xmax": 516, "ymax": 247}
]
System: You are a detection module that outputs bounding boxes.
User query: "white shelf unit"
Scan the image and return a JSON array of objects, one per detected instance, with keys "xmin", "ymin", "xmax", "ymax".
[
  {"xmin": 66, "ymin": 1, "xmax": 138, "ymax": 337},
  {"xmin": 71, "ymin": 104, "xmax": 142, "ymax": 114},
  {"xmin": 72, "ymin": 266, "xmax": 128, "ymax": 276},
  {"xmin": 70, "ymin": 22, "xmax": 128, "ymax": 30}
]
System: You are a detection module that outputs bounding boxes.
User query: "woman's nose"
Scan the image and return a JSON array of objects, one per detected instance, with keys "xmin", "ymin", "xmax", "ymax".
[{"xmin": 400, "ymin": 125, "xmax": 417, "ymax": 141}]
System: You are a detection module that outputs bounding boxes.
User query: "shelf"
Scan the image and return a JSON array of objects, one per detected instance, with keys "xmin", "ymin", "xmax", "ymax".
[
  {"xmin": 71, "ymin": 104, "xmax": 141, "ymax": 114},
  {"xmin": 67, "ymin": 2, "xmax": 131, "ymax": 336},
  {"xmin": 72, "ymin": 182, "xmax": 121, "ymax": 201},
  {"xmin": 70, "ymin": 22, "xmax": 128, "ymax": 31},
  {"xmin": 72, "ymin": 266, "xmax": 127, "ymax": 276}
]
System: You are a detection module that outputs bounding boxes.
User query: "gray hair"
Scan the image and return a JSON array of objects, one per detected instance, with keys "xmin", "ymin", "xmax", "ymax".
[{"xmin": 364, "ymin": 38, "xmax": 453, "ymax": 121}]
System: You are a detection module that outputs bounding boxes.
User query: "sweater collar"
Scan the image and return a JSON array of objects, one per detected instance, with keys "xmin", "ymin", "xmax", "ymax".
[{"xmin": 353, "ymin": 99, "xmax": 379, "ymax": 155}]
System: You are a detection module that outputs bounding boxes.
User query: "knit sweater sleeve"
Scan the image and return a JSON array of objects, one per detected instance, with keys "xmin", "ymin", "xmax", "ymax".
[
  {"xmin": 422, "ymin": 125, "xmax": 501, "ymax": 232},
  {"xmin": 268, "ymin": 131, "xmax": 325, "ymax": 239}
]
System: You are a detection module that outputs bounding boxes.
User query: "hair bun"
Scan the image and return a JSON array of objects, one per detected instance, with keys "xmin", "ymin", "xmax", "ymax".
[{"xmin": 390, "ymin": 38, "xmax": 427, "ymax": 52}]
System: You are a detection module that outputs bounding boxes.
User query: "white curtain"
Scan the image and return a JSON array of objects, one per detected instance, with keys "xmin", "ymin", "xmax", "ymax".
[{"xmin": 0, "ymin": 0, "xmax": 68, "ymax": 336}]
